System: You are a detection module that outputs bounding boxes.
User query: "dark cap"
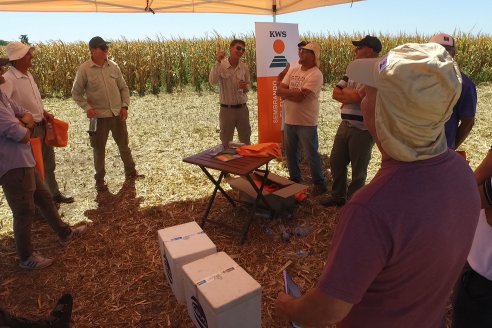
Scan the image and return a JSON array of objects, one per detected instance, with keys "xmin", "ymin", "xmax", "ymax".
[
  {"xmin": 89, "ymin": 36, "xmax": 111, "ymax": 49},
  {"xmin": 297, "ymin": 40, "xmax": 309, "ymax": 47},
  {"xmin": 0, "ymin": 58, "xmax": 9, "ymax": 67},
  {"xmin": 352, "ymin": 35, "xmax": 382, "ymax": 53}
]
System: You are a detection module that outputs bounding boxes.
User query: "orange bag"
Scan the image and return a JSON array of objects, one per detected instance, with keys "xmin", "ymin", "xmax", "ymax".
[
  {"xmin": 45, "ymin": 118, "xmax": 69, "ymax": 147},
  {"xmin": 236, "ymin": 143, "xmax": 282, "ymax": 159},
  {"xmin": 30, "ymin": 137, "xmax": 45, "ymax": 182}
]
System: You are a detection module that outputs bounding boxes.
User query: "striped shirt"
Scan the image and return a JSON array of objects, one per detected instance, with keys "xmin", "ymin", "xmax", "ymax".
[{"xmin": 340, "ymin": 80, "xmax": 367, "ymax": 131}]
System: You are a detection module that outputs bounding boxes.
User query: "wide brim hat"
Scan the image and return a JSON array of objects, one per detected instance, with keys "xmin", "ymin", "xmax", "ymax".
[{"xmin": 6, "ymin": 41, "xmax": 34, "ymax": 61}]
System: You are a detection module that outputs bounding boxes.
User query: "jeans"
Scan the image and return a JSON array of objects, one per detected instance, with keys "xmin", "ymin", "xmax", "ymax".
[
  {"xmin": 284, "ymin": 124, "xmax": 325, "ymax": 185},
  {"xmin": 330, "ymin": 121, "xmax": 374, "ymax": 201},
  {"xmin": 0, "ymin": 167, "xmax": 71, "ymax": 261}
]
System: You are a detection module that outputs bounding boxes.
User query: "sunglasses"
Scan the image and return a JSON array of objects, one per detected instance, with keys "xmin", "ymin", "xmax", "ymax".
[
  {"xmin": 235, "ymin": 46, "xmax": 245, "ymax": 52},
  {"xmin": 298, "ymin": 48, "xmax": 314, "ymax": 55},
  {"xmin": 99, "ymin": 45, "xmax": 109, "ymax": 51}
]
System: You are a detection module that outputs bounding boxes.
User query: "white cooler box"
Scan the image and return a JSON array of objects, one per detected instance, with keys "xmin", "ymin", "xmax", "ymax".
[
  {"xmin": 157, "ymin": 221, "xmax": 217, "ymax": 303},
  {"xmin": 182, "ymin": 252, "xmax": 262, "ymax": 328}
]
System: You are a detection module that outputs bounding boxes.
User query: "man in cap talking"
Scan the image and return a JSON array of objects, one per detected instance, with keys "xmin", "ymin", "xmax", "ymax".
[
  {"xmin": 275, "ymin": 43, "xmax": 480, "ymax": 327},
  {"xmin": 322, "ymin": 35, "xmax": 382, "ymax": 207},
  {"xmin": 72, "ymin": 36, "xmax": 142, "ymax": 192},
  {"xmin": 1, "ymin": 41, "xmax": 74, "ymax": 204},
  {"xmin": 277, "ymin": 42, "xmax": 327, "ymax": 195}
]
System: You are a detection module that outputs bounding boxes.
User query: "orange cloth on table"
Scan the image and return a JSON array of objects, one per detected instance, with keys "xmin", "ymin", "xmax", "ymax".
[
  {"xmin": 236, "ymin": 143, "xmax": 282, "ymax": 159},
  {"xmin": 30, "ymin": 137, "xmax": 45, "ymax": 181},
  {"xmin": 45, "ymin": 117, "xmax": 69, "ymax": 147}
]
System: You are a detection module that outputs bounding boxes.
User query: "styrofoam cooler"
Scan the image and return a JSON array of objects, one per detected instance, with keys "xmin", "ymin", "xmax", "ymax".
[
  {"xmin": 157, "ymin": 221, "xmax": 217, "ymax": 303},
  {"xmin": 182, "ymin": 252, "xmax": 262, "ymax": 328}
]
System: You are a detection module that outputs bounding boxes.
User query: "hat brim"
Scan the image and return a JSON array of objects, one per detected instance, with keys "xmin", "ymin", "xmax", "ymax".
[{"xmin": 346, "ymin": 57, "xmax": 385, "ymax": 87}]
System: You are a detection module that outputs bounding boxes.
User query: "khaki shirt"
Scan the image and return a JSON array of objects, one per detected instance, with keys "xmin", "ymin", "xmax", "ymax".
[
  {"xmin": 72, "ymin": 59, "xmax": 130, "ymax": 118},
  {"xmin": 0, "ymin": 67, "xmax": 44, "ymax": 122},
  {"xmin": 209, "ymin": 59, "xmax": 250, "ymax": 106}
]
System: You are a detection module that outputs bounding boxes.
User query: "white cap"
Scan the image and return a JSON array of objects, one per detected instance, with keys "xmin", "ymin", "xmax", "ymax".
[
  {"xmin": 6, "ymin": 41, "xmax": 34, "ymax": 61},
  {"xmin": 429, "ymin": 33, "xmax": 455, "ymax": 47}
]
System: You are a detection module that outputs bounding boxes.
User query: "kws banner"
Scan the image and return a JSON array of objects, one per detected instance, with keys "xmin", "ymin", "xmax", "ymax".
[{"xmin": 255, "ymin": 22, "xmax": 300, "ymax": 143}]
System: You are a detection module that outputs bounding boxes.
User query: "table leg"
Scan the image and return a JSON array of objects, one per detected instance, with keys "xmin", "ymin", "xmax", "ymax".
[{"xmin": 200, "ymin": 167, "xmax": 235, "ymax": 228}]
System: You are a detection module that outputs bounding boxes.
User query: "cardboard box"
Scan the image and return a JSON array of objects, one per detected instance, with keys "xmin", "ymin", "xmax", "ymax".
[
  {"xmin": 182, "ymin": 252, "xmax": 262, "ymax": 328},
  {"xmin": 157, "ymin": 221, "xmax": 217, "ymax": 304},
  {"xmin": 228, "ymin": 172, "xmax": 308, "ymax": 213}
]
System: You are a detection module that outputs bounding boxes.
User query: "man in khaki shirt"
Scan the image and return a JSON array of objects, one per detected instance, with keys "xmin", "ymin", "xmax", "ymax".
[
  {"xmin": 72, "ymin": 36, "xmax": 142, "ymax": 191},
  {"xmin": 209, "ymin": 39, "xmax": 251, "ymax": 146}
]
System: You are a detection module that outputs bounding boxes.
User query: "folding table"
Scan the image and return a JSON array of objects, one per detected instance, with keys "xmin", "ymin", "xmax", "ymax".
[{"xmin": 183, "ymin": 146, "xmax": 275, "ymax": 244}]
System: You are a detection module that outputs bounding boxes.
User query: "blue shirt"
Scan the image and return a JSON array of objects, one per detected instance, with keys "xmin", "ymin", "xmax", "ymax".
[
  {"xmin": 0, "ymin": 90, "xmax": 35, "ymax": 179},
  {"xmin": 445, "ymin": 73, "xmax": 477, "ymax": 149}
]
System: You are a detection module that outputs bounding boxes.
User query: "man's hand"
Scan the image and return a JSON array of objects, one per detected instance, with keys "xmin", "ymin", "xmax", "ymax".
[
  {"xmin": 43, "ymin": 111, "xmax": 54, "ymax": 120},
  {"xmin": 275, "ymin": 292, "xmax": 296, "ymax": 321},
  {"xmin": 86, "ymin": 108, "xmax": 97, "ymax": 118},
  {"xmin": 119, "ymin": 107, "xmax": 128, "ymax": 121},
  {"xmin": 216, "ymin": 50, "xmax": 226, "ymax": 63},
  {"xmin": 19, "ymin": 112, "xmax": 35, "ymax": 129}
]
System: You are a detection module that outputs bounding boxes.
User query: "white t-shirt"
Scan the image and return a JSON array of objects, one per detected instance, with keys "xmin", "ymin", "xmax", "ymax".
[
  {"xmin": 282, "ymin": 65, "xmax": 323, "ymax": 126},
  {"xmin": 468, "ymin": 209, "xmax": 492, "ymax": 281}
]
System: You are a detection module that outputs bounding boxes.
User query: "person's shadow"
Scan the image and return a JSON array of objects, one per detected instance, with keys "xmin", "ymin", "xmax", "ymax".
[{"xmin": 87, "ymin": 178, "xmax": 143, "ymax": 219}]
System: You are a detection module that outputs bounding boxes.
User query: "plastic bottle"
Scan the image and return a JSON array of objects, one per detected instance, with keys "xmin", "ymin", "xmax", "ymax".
[{"xmin": 88, "ymin": 117, "xmax": 97, "ymax": 135}]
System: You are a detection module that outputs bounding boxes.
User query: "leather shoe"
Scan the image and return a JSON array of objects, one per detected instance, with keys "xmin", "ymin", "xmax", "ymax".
[{"xmin": 53, "ymin": 193, "xmax": 74, "ymax": 204}]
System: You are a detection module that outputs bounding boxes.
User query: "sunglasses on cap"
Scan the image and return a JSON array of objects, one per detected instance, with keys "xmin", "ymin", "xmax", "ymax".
[
  {"xmin": 235, "ymin": 46, "xmax": 245, "ymax": 52},
  {"xmin": 298, "ymin": 48, "xmax": 314, "ymax": 55}
]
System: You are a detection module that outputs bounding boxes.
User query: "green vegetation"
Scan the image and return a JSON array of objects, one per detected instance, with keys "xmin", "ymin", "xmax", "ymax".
[{"xmin": 1, "ymin": 32, "xmax": 491, "ymax": 97}]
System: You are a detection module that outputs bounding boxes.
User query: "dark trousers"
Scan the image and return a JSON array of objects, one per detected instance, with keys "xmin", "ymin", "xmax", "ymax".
[
  {"xmin": 453, "ymin": 264, "xmax": 492, "ymax": 328},
  {"xmin": 0, "ymin": 167, "xmax": 71, "ymax": 261},
  {"xmin": 90, "ymin": 116, "xmax": 136, "ymax": 181}
]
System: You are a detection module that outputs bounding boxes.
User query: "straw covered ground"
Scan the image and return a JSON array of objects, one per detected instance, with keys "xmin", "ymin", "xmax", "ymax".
[{"xmin": 1, "ymin": 85, "xmax": 492, "ymax": 327}]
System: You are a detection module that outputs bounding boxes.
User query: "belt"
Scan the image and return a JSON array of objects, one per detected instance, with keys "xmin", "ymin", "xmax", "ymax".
[{"xmin": 220, "ymin": 103, "xmax": 246, "ymax": 108}]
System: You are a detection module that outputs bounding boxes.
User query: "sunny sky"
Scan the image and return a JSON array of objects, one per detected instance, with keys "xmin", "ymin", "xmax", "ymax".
[{"xmin": 0, "ymin": 0, "xmax": 491, "ymax": 43}]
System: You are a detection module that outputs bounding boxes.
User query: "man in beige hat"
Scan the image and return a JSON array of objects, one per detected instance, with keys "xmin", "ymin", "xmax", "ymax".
[
  {"xmin": 277, "ymin": 42, "xmax": 326, "ymax": 195},
  {"xmin": 322, "ymin": 35, "xmax": 382, "ymax": 208},
  {"xmin": 0, "ymin": 58, "xmax": 86, "ymax": 270},
  {"xmin": 1, "ymin": 41, "xmax": 74, "ymax": 204},
  {"xmin": 275, "ymin": 43, "xmax": 480, "ymax": 327},
  {"xmin": 429, "ymin": 33, "xmax": 477, "ymax": 150},
  {"xmin": 72, "ymin": 36, "xmax": 142, "ymax": 191}
]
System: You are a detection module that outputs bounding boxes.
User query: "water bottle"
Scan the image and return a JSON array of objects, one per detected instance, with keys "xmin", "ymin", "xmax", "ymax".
[{"xmin": 88, "ymin": 117, "xmax": 97, "ymax": 135}]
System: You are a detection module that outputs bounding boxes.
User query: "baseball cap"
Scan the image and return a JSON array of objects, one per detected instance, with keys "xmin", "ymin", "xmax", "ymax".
[
  {"xmin": 89, "ymin": 36, "xmax": 111, "ymax": 49},
  {"xmin": 352, "ymin": 35, "xmax": 382, "ymax": 53},
  {"xmin": 429, "ymin": 33, "xmax": 455, "ymax": 47},
  {"xmin": 346, "ymin": 43, "xmax": 462, "ymax": 162},
  {"xmin": 5, "ymin": 42, "xmax": 34, "ymax": 61},
  {"xmin": 299, "ymin": 42, "xmax": 321, "ymax": 67}
]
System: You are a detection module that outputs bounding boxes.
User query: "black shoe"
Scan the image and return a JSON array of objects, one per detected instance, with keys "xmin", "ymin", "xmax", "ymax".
[
  {"xmin": 48, "ymin": 293, "xmax": 73, "ymax": 328},
  {"xmin": 53, "ymin": 193, "xmax": 74, "ymax": 204},
  {"xmin": 321, "ymin": 196, "xmax": 346, "ymax": 208}
]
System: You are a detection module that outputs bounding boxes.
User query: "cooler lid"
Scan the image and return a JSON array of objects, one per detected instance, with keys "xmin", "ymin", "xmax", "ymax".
[
  {"xmin": 183, "ymin": 252, "xmax": 262, "ymax": 313},
  {"xmin": 158, "ymin": 221, "xmax": 216, "ymax": 260}
]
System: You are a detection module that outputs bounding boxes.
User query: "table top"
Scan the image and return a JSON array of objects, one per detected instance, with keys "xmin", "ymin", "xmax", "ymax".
[{"xmin": 183, "ymin": 146, "xmax": 274, "ymax": 176}]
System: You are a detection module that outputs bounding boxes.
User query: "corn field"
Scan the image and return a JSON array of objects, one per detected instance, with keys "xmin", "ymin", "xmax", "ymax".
[{"xmin": 1, "ymin": 32, "xmax": 491, "ymax": 98}]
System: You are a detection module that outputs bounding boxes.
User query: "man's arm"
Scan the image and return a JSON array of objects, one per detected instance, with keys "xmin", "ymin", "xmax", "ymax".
[
  {"xmin": 454, "ymin": 117, "xmax": 475, "ymax": 149},
  {"xmin": 209, "ymin": 51, "xmax": 225, "ymax": 85},
  {"xmin": 332, "ymin": 86, "xmax": 362, "ymax": 104},
  {"xmin": 71, "ymin": 65, "xmax": 90, "ymax": 111},
  {"xmin": 277, "ymin": 83, "xmax": 312, "ymax": 103},
  {"xmin": 276, "ymin": 288, "xmax": 352, "ymax": 327}
]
